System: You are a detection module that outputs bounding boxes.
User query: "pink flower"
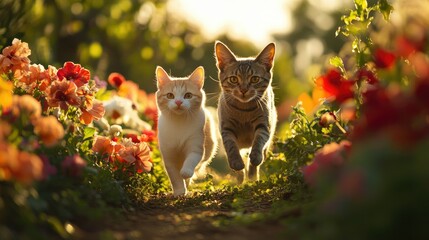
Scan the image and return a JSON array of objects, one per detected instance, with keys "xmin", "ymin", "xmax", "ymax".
[
  {"xmin": 117, "ymin": 142, "xmax": 152, "ymax": 173},
  {"xmin": 40, "ymin": 155, "xmax": 57, "ymax": 180},
  {"xmin": 62, "ymin": 154, "xmax": 87, "ymax": 177},
  {"xmin": 303, "ymin": 140, "xmax": 352, "ymax": 187}
]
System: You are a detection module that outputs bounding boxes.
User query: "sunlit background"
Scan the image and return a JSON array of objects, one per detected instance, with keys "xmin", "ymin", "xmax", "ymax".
[{"xmin": 1, "ymin": 0, "xmax": 352, "ymax": 116}]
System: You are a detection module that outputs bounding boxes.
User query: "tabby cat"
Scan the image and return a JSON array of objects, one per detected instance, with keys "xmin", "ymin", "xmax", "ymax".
[
  {"xmin": 214, "ymin": 41, "xmax": 277, "ymax": 182},
  {"xmin": 156, "ymin": 66, "xmax": 217, "ymax": 196}
]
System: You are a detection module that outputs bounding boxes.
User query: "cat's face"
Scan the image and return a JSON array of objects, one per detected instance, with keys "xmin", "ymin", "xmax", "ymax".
[
  {"xmin": 156, "ymin": 66, "xmax": 205, "ymax": 116},
  {"xmin": 215, "ymin": 42, "xmax": 275, "ymax": 103}
]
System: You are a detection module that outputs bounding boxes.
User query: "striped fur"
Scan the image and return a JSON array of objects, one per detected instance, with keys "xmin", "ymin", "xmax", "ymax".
[{"xmin": 215, "ymin": 41, "xmax": 277, "ymax": 182}]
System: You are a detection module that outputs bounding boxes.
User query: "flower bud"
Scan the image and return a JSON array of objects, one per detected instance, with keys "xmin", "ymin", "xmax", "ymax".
[
  {"xmin": 319, "ymin": 112, "xmax": 337, "ymax": 127},
  {"xmin": 109, "ymin": 124, "xmax": 123, "ymax": 137}
]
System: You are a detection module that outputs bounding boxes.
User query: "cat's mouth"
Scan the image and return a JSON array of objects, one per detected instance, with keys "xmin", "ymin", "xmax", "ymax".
[
  {"xmin": 235, "ymin": 94, "xmax": 256, "ymax": 103},
  {"xmin": 171, "ymin": 106, "xmax": 186, "ymax": 114}
]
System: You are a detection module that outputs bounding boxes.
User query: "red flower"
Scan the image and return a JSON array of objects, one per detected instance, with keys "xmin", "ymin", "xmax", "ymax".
[
  {"xmin": 415, "ymin": 80, "xmax": 429, "ymax": 110},
  {"xmin": 395, "ymin": 36, "xmax": 424, "ymax": 58},
  {"xmin": 108, "ymin": 72, "xmax": 125, "ymax": 88},
  {"xmin": 356, "ymin": 68, "xmax": 378, "ymax": 85},
  {"xmin": 373, "ymin": 48, "xmax": 396, "ymax": 69},
  {"xmin": 141, "ymin": 129, "xmax": 156, "ymax": 142},
  {"xmin": 315, "ymin": 69, "xmax": 355, "ymax": 104},
  {"xmin": 125, "ymin": 133, "xmax": 141, "ymax": 143},
  {"xmin": 57, "ymin": 61, "xmax": 90, "ymax": 87}
]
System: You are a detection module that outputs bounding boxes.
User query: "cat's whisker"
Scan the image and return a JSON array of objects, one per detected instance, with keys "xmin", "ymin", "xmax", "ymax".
[{"xmin": 209, "ymin": 76, "xmax": 220, "ymax": 83}]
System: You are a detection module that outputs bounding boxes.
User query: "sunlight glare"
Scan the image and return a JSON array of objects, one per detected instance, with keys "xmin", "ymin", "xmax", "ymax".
[{"xmin": 167, "ymin": 0, "xmax": 298, "ymax": 47}]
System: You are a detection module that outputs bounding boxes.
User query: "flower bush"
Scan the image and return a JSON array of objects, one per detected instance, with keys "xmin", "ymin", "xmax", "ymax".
[
  {"xmin": 275, "ymin": 0, "xmax": 429, "ymax": 238},
  {"xmin": 0, "ymin": 37, "xmax": 167, "ymax": 238}
]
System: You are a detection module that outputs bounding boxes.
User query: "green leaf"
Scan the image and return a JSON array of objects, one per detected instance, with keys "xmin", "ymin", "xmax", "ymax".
[
  {"xmin": 329, "ymin": 56, "xmax": 345, "ymax": 71},
  {"xmin": 378, "ymin": 0, "xmax": 394, "ymax": 20},
  {"xmin": 355, "ymin": 0, "xmax": 368, "ymax": 20},
  {"xmin": 83, "ymin": 127, "xmax": 96, "ymax": 140}
]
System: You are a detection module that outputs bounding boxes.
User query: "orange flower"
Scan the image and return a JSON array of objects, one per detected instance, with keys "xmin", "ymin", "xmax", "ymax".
[
  {"xmin": 0, "ymin": 142, "xmax": 43, "ymax": 184},
  {"xmin": 117, "ymin": 142, "xmax": 152, "ymax": 173},
  {"xmin": 33, "ymin": 116, "xmax": 65, "ymax": 147},
  {"xmin": 0, "ymin": 121, "xmax": 11, "ymax": 140},
  {"xmin": 80, "ymin": 100, "xmax": 105, "ymax": 125},
  {"xmin": 118, "ymin": 80, "xmax": 139, "ymax": 102},
  {"xmin": 0, "ymin": 141, "xmax": 18, "ymax": 181},
  {"xmin": 13, "ymin": 151, "xmax": 44, "ymax": 184},
  {"xmin": 144, "ymin": 93, "xmax": 158, "ymax": 128},
  {"xmin": 0, "ymin": 75, "xmax": 13, "ymax": 110},
  {"xmin": 107, "ymin": 72, "xmax": 126, "ymax": 88},
  {"xmin": 92, "ymin": 136, "xmax": 114, "ymax": 156},
  {"xmin": 47, "ymin": 80, "xmax": 81, "ymax": 110},
  {"xmin": 10, "ymin": 94, "xmax": 42, "ymax": 120},
  {"xmin": 0, "ymin": 38, "xmax": 31, "ymax": 74}
]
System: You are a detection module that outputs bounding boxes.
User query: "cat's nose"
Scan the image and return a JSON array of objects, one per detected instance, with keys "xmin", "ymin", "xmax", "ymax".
[{"xmin": 175, "ymin": 99, "xmax": 183, "ymax": 106}]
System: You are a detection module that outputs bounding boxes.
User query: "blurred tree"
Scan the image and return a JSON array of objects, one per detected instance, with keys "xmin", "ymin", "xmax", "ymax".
[
  {"xmin": 0, "ymin": 0, "xmax": 30, "ymax": 49},
  {"xmin": 1, "ymin": 0, "xmax": 350, "ymax": 112}
]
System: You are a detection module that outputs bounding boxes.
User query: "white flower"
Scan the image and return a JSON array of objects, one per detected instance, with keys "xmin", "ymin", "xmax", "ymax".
[{"xmin": 102, "ymin": 96, "xmax": 151, "ymax": 131}]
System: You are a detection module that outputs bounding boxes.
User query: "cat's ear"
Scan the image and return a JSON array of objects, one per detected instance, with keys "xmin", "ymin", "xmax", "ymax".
[
  {"xmin": 215, "ymin": 41, "xmax": 237, "ymax": 72},
  {"xmin": 156, "ymin": 66, "xmax": 171, "ymax": 88},
  {"xmin": 188, "ymin": 66, "xmax": 205, "ymax": 89},
  {"xmin": 255, "ymin": 43, "xmax": 276, "ymax": 71}
]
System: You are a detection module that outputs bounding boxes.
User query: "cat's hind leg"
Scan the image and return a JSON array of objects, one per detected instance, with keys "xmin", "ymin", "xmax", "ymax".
[{"xmin": 248, "ymin": 164, "xmax": 259, "ymax": 181}]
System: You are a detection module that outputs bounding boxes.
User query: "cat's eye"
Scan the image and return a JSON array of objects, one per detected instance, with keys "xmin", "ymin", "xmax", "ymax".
[
  {"xmin": 250, "ymin": 76, "xmax": 260, "ymax": 83},
  {"xmin": 184, "ymin": 92, "xmax": 193, "ymax": 99},
  {"xmin": 166, "ymin": 93, "xmax": 174, "ymax": 99},
  {"xmin": 229, "ymin": 76, "xmax": 238, "ymax": 84}
]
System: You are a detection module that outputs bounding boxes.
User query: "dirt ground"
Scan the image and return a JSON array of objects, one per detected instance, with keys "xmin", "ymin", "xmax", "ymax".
[
  {"xmin": 74, "ymin": 206, "xmax": 284, "ymax": 240},
  {"xmin": 73, "ymin": 191, "xmax": 287, "ymax": 240}
]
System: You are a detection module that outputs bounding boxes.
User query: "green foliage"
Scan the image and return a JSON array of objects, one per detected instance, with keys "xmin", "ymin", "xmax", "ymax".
[
  {"xmin": 336, "ymin": 0, "xmax": 393, "ymax": 68},
  {"xmin": 274, "ymin": 103, "xmax": 346, "ymax": 184}
]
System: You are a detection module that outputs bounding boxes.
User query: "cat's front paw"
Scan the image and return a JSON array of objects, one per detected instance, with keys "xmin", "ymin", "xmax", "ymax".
[
  {"xmin": 249, "ymin": 150, "xmax": 263, "ymax": 166},
  {"xmin": 180, "ymin": 168, "xmax": 194, "ymax": 179},
  {"xmin": 229, "ymin": 158, "xmax": 245, "ymax": 171},
  {"xmin": 173, "ymin": 189, "xmax": 187, "ymax": 197}
]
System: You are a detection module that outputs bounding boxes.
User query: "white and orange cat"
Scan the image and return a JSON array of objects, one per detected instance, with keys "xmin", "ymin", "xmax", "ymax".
[{"xmin": 155, "ymin": 66, "xmax": 217, "ymax": 196}]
